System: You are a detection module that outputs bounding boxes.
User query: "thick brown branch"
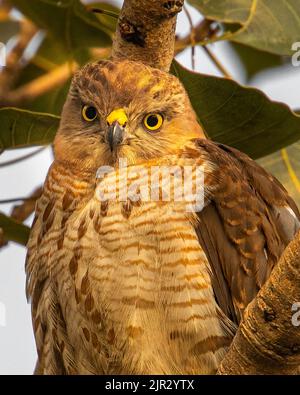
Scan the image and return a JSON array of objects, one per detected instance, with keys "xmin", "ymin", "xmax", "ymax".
[
  {"xmin": 218, "ymin": 231, "xmax": 300, "ymax": 375},
  {"xmin": 112, "ymin": 0, "xmax": 184, "ymax": 71}
]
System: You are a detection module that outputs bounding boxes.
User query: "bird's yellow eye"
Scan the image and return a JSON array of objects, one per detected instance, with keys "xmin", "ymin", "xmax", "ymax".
[
  {"xmin": 82, "ymin": 105, "xmax": 97, "ymax": 122},
  {"xmin": 143, "ymin": 113, "xmax": 163, "ymax": 131}
]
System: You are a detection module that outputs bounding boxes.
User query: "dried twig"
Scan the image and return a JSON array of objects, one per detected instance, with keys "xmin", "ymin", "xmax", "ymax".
[
  {"xmin": 203, "ymin": 46, "xmax": 232, "ymax": 78},
  {"xmin": 183, "ymin": 5, "xmax": 196, "ymax": 70},
  {"xmin": 0, "ymin": 147, "xmax": 46, "ymax": 168},
  {"xmin": 89, "ymin": 7, "xmax": 119, "ymax": 19},
  {"xmin": 175, "ymin": 18, "xmax": 218, "ymax": 54},
  {"xmin": 11, "ymin": 186, "xmax": 43, "ymax": 223},
  {"xmin": 175, "ymin": 17, "xmax": 232, "ymax": 78},
  {"xmin": 0, "ymin": 186, "xmax": 42, "ymax": 249}
]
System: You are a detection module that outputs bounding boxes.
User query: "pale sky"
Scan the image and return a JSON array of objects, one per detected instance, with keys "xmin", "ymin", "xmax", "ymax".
[{"xmin": 0, "ymin": 1, "xmax": 300, "ymax": 374}]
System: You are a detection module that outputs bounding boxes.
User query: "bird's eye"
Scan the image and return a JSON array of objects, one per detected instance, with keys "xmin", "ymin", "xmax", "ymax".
[
  {"xmin": 143, "ymin": 113, "xmax": 164, "ymax": 131},
  {"xmin": 82, "ymin": 105, "xmax": 97, "ymax": 122}
]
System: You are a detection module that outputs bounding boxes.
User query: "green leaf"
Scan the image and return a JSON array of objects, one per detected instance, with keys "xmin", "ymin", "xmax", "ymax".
[
  {"xmin": 190, "ymin": 0, "xmax": 300, "ymax": 56},
  {"xmin": 232, "ymin": 0, "xmax": 300, "ymax": 56},
  {"xmin": 24, "ymin": 78, "xmax": 71, "ymax": 116},
  {"xmin": 189, "ymin": 0, "xmax": 252, "ymax": 23},
  {"xmin": 230, "ymin": 42, "xmax": 284, "ymax": 81},
  {"xmin": 258, "ymin": 142, "xmax": 300, "ymax": 207},
  {"xmin": 0, "ymin": 108, "xmax": 59, "ymax": 150},
  {"xmin": 10, "ymin": 0, "xmax": 112, "ymax": 53},
  {"xmin": 89, "ymin": 2, "xmax": 120, "ymax": 33},
  {"xmin": 0, "ymin": 212, "xmax": 30, "ymax": 246},
  {"xmin": 171, "ymin": 60, "xmax": 300, "ymax": 159},
  {"xmin": 31, "ymin": 35, "xmax": 81, "ymax": 70}
]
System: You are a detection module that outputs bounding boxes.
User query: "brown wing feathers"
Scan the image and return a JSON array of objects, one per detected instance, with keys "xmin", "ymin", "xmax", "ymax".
[{"xmin": 194, "ymin": 139, "xmax": 300, "ymax": 324}]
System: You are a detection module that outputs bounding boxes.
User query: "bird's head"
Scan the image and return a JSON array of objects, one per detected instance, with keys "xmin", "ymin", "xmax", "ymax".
[{"xmin": 54, "ymin": 59, "xmax": 204, "ymax": 172}]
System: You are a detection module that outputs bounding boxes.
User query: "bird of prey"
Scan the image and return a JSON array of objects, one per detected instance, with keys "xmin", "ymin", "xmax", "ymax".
[{"xmin": 26, "ymin": 60, "xmax": 300, "ymax": 374}]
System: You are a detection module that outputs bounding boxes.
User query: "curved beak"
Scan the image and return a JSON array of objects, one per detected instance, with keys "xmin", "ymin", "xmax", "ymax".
[{"xmin": 107, "ymin": 122, "xmax": 125, "ymax": 152}]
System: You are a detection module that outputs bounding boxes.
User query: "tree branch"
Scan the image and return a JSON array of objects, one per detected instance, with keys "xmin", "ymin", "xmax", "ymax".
[
  {"xmin": 175, "ymin": 18, "xmax": 218, "ymax": 54},
  {"xmin": 112, "ymin": 0, "xmax": 184, "ymax": 71},
  {"xmin": 0, "ymin": 18, "xmax": 37, "ymax": 95},
  {"xmin": 0, "ymin": 61, "xmax": 77, "ymax": 107},
  {"xmin": 202, "ymin": 46, "xmax": 232, "ymax": 79},
  {"xmin": 10, "ymin": 186, "xmax": 42, "ymax": 223},
  {"xmin": 0, "ymin": 0, "xmax": 12, "ymax": 20},
  {"xmin": 218, "ymin": 231, "xmax": 300, "ymax": 375},
  {"xmin": 0, "ymin": 147, "xmax": 46, "ymax": 167},
  {"xmin": 0, "ymin": 186, "xmax": 42, "ymax": 249}
]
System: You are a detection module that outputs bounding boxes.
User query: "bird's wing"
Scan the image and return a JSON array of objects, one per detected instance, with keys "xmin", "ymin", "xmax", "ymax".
[{"xmin": 190, "ymin": 139, "xmax": 300, "ymax": 324}]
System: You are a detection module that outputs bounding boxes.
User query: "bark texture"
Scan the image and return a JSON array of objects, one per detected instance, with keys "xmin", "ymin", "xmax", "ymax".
[
  {"xmin": 218, "ymin": 231, "xmax": 300, "ymax": 375},
  {"xmin": 112, "ymin": 0, "xmax": 184, "ymax": 71}
]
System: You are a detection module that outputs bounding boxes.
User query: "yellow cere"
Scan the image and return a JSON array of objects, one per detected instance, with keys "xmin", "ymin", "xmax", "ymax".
[{"xmin": 106, "ymin": 108, "xmax": 128, "ymax": 126}]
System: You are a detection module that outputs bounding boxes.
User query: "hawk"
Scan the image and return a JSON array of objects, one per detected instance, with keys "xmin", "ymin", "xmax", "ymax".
[{"xmin": 26, "ymin": 59, "xmax": 300, "ymax": 375}]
